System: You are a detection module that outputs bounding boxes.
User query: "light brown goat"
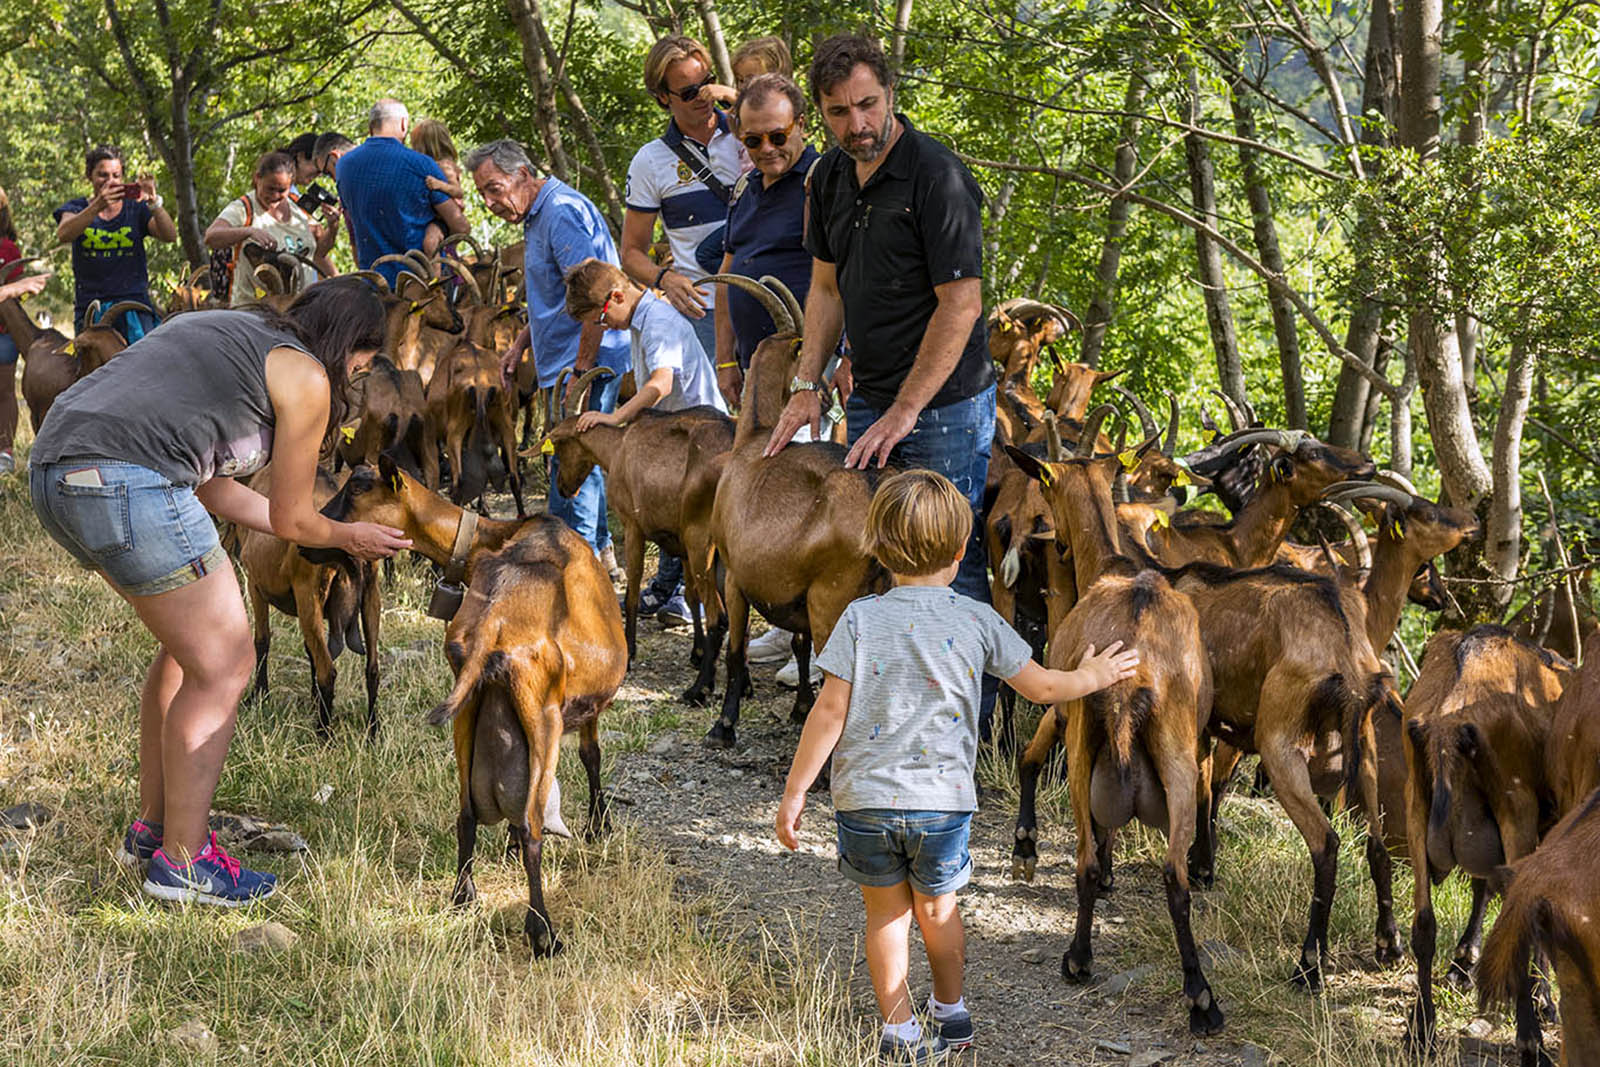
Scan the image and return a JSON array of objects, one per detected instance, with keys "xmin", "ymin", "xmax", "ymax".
[
  {"xmin": 339, "ymin": 355, "xmax": 437, "ymax": 488},
  {"xmin": 306, "ymin": 456, "xmax": 627, "ymax": 955},
  {"xmin": 1401, "ymin": 626, "xmax": 1570, "ymax": 1055},
  {"xmin": 1005, "ymin": 421, "xmax": 1223, "ymax": 1035},
  {"xmin": 0, "ymin": 297, "xmax": 143, "ymax": 430},
  {"xmin": 426, "ymin": 339, "xmax": 525, "ymax": 516}
]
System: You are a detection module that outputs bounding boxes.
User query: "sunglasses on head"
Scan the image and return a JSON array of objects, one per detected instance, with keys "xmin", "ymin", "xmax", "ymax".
[
  {"xmin": 741, "ymin": 118, "xmax": 800, "ymax": 150},
  {"xmin": 667, "ymin": 76, "xmax": 715, "ymax": 103}
]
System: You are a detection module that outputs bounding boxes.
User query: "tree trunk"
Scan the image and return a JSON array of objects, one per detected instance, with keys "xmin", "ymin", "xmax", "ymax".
[
  {"xmin": 1185, "ymin": 67, "xmax": 1244, "ymax": 405},
  {"xmin": 1228, "ymin": 70, "xmax": 1305, "ymax": 428},
  {"xmin": 891, "ymin": 0, "xmax": 915, "ymax": 76},
  {"xmin": 1455, "ymin": 9, "xmax": 1488, "ymax": 402},
  {"xmin": 693, "ymin": 0, "xmax": 734, "ymax": 85},
  {"xmin": 1484, "ymin": 340, "xmax": 1535, "ymax": 608},
  {"xmin": 1328, "ymin": 0, "xmax": 1399, "ymax": 447},
  {"xmin": 1400, "ymin": 0, "xmax": 1492, "ymax": 507},
  {"xmin": 533, "ymin": 11, "xmax": 625, "ymax": 229},
  {"xmin": 1079, "ymin": 68, "xmax": 1146, "ymax": 368},
  {"xmin": 504, "ymin": 0, "xmax": 573, "ymax": 183},
  {"xmin": 160, "ymin": 79, "xmax": 206, "ymax": 267}
]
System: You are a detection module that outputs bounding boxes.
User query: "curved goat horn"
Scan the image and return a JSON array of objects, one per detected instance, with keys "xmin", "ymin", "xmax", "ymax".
[
  {"xmin": 1076, "ymin": 403, "xmax": 1116, "ymax": 457},
  {"xmin": 1111, "ymin": 385, "xmax": 1158, "ymax": 441},
  {"xmin": 1163, "ymin": 392, "xmax": 1180, "ymax": 456},
  {"xmin": 348, "ymin": 270, "xmax": 391, "ymax": 292},
  {"xmin": 1043, "ymin": 411, "xmax": 1065, "ymax": 462},
  {"xmin": 96, "ymin": 300, "xmax": 159, "ymax": 335},
  {"xmin": 405, "ymin": 249, "xmax": 436, "ymax": 279},
  {"xmin": 563, "ymin": 367, "xmax": 616, "ymax": 418},
  {"xmin": 700, "ymin": 273, "xmax": 793, "ymax": 334},
  {"xmin": 253, "ymin": 263, "xmax": 284, "ymax": 294},
  {"xmin": 1375, "ymin": 469, "xmax": 1420, "ymax": 496},
  {"xmin": 1210, "ymin": 388, "xmax": 1250, "ymax": 432},
  {"xmin": 759, "ymin": 275, "xmax": 804, "ymax": 334},
  {"xmin": 441, "ymin": 232, "xmax": 486, "ymax": 263},
  {"xmin": 1323, "ymin": 481, "xmax": 1416, "ymax": 510},
  {"xmin": 1312, "ymin": 500, "xmax": 1373, "ymax": 575},
  {"xmin": 439, "ymin": 257, "xmax": 484, "ymax": 304}
]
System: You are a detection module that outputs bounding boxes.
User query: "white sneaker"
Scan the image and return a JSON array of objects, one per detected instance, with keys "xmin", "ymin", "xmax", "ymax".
[
  {"xmin": 775, "ymin": 655, "xmax": 823, "ymax": 688},
  {"xmin": 746, "ymin": 627, "xmax": 792, "ymax": 664}
]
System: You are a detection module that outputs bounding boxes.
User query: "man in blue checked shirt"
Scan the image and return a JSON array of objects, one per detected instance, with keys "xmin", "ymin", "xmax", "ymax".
[
  {"xmin": 467, "ymin": 139, "xmax": 631, "ymax": 569},
  {"xmin": 336, "ymin": 99, "xmax": 469, "ymax": 285}
]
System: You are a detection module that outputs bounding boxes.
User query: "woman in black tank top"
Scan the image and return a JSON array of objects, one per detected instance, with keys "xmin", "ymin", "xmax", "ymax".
[{"xmin": 29, "ymin": 278, "xmax": 411, "ymax": 907}]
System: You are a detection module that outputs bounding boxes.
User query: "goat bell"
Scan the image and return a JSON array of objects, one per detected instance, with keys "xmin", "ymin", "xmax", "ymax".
[{"xmin": 427, "ymin": 578, "xmax": 467, "ymax": 621}]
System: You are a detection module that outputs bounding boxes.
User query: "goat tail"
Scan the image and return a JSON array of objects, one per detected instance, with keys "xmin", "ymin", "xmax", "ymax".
[
  {"xmin": 1476, "ymin": 867, "xmax": 1540, "ymax": 1012},
  {"xmin": 1343, "ymin": 672, "xmax": 1387, "ymax": 807},
  {"xmin": 1102, "ymin": 684, "xmax": 1154, "ymax": 781},
  {"xmin": 425, "ymin": 639, "xmax": 492, "ymax": 727}
]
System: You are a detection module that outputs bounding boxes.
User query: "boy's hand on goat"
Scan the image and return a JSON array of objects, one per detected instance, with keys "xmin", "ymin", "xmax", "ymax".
[
  {"xmin": 775, "ymin": 790, "xmax": 804, "ymax": 850},
  {"xmin": 339, "ymin": 522, "xmax": 412, "ymax": 560},
  {"xmin": 1077, "ymin": 641, "xmax": 1141, "ymax": 691}
]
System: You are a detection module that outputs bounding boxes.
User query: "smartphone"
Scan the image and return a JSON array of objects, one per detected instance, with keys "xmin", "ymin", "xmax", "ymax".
[{"xmin": 119, "ymin": 182, "xmax": 143, "ymax": 199}]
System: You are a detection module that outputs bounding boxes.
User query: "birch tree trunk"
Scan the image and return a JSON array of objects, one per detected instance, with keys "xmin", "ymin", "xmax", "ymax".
[
  {"xmin": 1185, "ymin": 66, "xmax": 1244, "ymax": 405},
  {"xmin": 1484, "ymin": 340, "xmax": 1536, "ymax": 608},
  {"xmin": 1327, "ymin": 0, "xmax": 1399, "ymax": 447},
  {"xmin": 693, "ymin": 0, "xmax": 734, "ymax": 85},
  {"xmin": 504, "ymin": 0, "xmax": 573, "ymax": 184},
  {"xmin": 1079, "ymin": 68, "xmax": 1145, "ymax": 367},
  {"xmin": 1228, "ymin": 70, "xmax": 1305, "ymax": 428},
  {"xmin": 891, "ymin": 0, "xmax": 915, "ymax": 76}
]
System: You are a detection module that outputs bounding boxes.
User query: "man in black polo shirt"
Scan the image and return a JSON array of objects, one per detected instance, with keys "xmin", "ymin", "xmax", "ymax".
[{"xmin": 766, "ymin": 33, "xmax": 998, "ymax": 733}]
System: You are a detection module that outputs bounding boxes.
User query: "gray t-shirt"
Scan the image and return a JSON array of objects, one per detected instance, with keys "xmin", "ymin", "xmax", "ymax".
[
  {"xmin": 816, "ymin": 585, "xmax": 1033, "ymax": 813},
  {"xmin": 31, "ymin": 309, "xmax": 310, "ymax": 486}
]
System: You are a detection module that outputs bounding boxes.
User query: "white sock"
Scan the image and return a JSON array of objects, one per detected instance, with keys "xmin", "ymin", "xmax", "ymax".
[
  {"xmin": 929, "ymin": 995, "xmax": 965, "ymax": 1021},
  {"xmin": 883, "ymin": 1018, "xmax": 921, "ymax": 1043}
]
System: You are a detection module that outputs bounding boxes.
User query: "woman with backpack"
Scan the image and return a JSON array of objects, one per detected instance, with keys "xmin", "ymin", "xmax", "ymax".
[{"xmin": 204, "ymin": 151, "xmax": 337, "ymax": 306}]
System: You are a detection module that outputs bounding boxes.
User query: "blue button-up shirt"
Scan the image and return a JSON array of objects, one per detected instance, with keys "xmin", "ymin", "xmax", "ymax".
[
  {"xmin": 335, "ymin": 136, "xmax": 450, "ymax": 284},
  {"xmin": 723, "ymin": 145, "xmax": 819, "ymax": 366},
  {"xmin": 522, "ymin": 177, "xmax": 630, "ymax": 388}
]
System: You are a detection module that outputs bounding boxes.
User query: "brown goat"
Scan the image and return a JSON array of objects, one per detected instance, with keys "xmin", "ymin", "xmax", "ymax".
[
  {"xmin": 1005, "ymin": 426, "xmax": 1223, "ymax": 1035},
  {"xmin": 988, "ymin": 298, "xmax": 1078, "ymax": 388},
  {"xmin": 236, "ymin": 465, "xmax": 380, "ymax": 738},
  {"xmin": 0, "ymin": 297, "xmax": 144, "ymax": 430},
  {"xmin": 339, "ymin": 355, "xmax": 437, "ymax": 488},
  {"xmin": 543, "ymin": 374, "xmax": 734, "ymax": 668},
  {"xmin": 1549, "ymin": 630, "xmax": 1600, "ymax": 819},
  {"xmin": 691, "ymin": 275, "xmax": 889, "ymax": 748},
  {"xmin": 1401, "ymin": 625, "xmax": 1570, "ymax": 1055},
  {"xmin": 426, "ymin": 339, "xmax": 526, "ymax": 516},
  {"xmin": 306, "ymin": 455, "xmax": 627, "ymax": 954},
  {"xmin": 1478, "ymin": 787, "xmax": 1600, "ymax": 1067}
]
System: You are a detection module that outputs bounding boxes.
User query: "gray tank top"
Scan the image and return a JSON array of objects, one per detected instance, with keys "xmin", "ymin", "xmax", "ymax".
[{"xmin": 31, "ymin": 309, "xmax": 313, "ymax": 486}]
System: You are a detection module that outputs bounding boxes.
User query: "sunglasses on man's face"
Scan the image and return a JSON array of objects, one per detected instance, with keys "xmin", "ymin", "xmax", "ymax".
[
  {"xmin": 667, "ymin": 76, "xmax": 715, "ymax": 103},
  {"xmin": 742, "ymin": 119, "xmax": 800, "ymax": 150}
]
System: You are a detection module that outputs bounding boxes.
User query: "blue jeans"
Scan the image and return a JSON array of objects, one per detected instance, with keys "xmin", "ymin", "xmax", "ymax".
[
  {"xmin": 836, "ymin": 809, "xmax": 973, "ymax": 895},
  {"xmin": 0, "ymin": 332, "xmax": 18, "ymax": 365},
  {"xmin": 547, "ymin": 368, "xmax": 618, "ymax": 553},
  {"xmin": 77, "ymin": 303, "xmax": 158, "ymax": 342},
  {"xmin": 848, "ymin": 384, "xmax": 999, "ymax": 736},
  {"xmin": 31, "ymin": 459, "xmax": 226, "ymax": 596}
]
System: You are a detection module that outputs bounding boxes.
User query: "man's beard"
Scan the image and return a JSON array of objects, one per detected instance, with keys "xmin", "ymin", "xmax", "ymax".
[{"xmin": 842, "ymin": 112, "xmax": 895, "ymax": 163}]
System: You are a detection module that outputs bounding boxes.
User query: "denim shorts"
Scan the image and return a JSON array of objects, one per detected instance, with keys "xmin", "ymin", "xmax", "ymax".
[
  {"xmin": 30, "ymin": 459, "xmax": 226, "ymax": 596},
  {"xmin": 836, "ymin": 809, "xmax": 973, "ymax": 896}
]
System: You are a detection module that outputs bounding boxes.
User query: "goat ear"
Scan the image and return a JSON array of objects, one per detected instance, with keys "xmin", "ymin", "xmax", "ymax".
[
  {"xmin": 378, "ymin": 451, "xmax": 403, "ymax": 492},
  {"xmin": 1455, "ymin": 722, "xmax": 1481, "ymax": 758},
  {"xmin": 1269, "ymin": 454, "xmax": 1295, "ymax": 484},
  {"xmin": 1004, "ymin": 445, "xmax": 1050, "ymax": 486},
  {"xmin": 1405, "ymin": 718, "xmax": 1428, "ymax": 749},
  {"xmin": 1094, "ymin": 367, "xmax": 1126, "ymax": 384}
]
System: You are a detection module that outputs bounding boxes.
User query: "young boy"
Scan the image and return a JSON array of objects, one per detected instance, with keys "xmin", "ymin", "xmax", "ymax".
[
  {"xmin": 775, "ymin": 470, "xmax": 1140, "ymax": 1063},
  {"xmin": 563, "ymin": 257, "xmax": 726, "ymax": 625}
]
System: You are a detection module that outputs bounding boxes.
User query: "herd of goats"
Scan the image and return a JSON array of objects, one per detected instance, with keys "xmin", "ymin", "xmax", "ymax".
[{"xmin": 2, "ymin": 242, "xmax": 1598, "ymax": 1064}]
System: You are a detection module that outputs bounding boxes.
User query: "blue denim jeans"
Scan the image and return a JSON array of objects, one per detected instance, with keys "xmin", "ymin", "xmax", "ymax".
[
  {"xmin": 847, "ymin": 383, "xmax": 999, "ymax": 736},
  {"xmin": 836, "ymin": 809, "xmax": 973, "ymax": 895},
  {"xmin": 77, "ymin": 304, "xmax": 158, "ymax": 343},
  {"xmin": 0, "ymin": 332, "xmax": 18, "ymax": 365},
  {"xmin": 547, "ymin": 369, "xmax": 618, "ymax": 554}
]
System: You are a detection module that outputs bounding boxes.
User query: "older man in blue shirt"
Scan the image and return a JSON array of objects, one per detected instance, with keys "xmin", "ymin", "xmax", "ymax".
[{"xmin": 466, "ymin": 138, "xmax": 631, "ymax": 564}]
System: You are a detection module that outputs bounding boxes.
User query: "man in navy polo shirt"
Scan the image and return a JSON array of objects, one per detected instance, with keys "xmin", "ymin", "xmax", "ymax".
[
  {"xmin": 336, "ymin": 99, "xmax": 468, "ymax": 285},
  {"xmin": 466, "ymin": 139, "xmax": 631, "ymax": 567},
  {"xmin": 766, "ymin": 34, "xmax": 1000, "ymax": 738}
]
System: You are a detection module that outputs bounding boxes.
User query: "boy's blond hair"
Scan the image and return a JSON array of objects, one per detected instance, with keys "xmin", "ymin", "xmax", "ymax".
[
  {"xmin": 731, "ymin": 36, "xmax": 792, "ymax": 79},
  {"xmin": 563, "ymin": 257, "xmax": 627, "ymax": 321},
  {"xmin": 866, "ymin": 470, "xmax": 973, "ymax": 576}
]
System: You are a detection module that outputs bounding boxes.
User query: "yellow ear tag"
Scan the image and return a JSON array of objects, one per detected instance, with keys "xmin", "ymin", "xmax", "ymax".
[
  {"xmin": 408, "ymin": 301, "xmax": 421, "ymax": 312},
  {"xmin": 1152, "ymin": 509, "xmax": 1170, "ymax": 530},
  {"xmin": 1389, "ymin": 520, "xmax": 1406, "ymax": 541},
  {"xmin": 1202, "ymin": 427, "xmax": 1217, "ymax": 444},
  {"xmin": 63, "ymin": 342, "xmax": 75, "ymax": 355},
  {"xmin": 1038, "ymin": 465, "xmax": 1055, "ymax": 487},
  {"xmin": 1118, "ymin": 449, "xmax": 1140, "ymax": 473},
  {"xmin": 1174, "ymin": 467, "xmax": 1192, "ymax": 488},
  {"xmin": 540, "ymin": 438, "xmax": 555, "ymax": 456},
  {"xmin": 340, "ymin": 424, "xmax": 358, "ymax": 443}
]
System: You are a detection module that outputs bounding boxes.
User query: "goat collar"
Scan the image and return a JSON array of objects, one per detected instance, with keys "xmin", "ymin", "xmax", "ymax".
[{"xmin": 444, "ymin": 509, "xmax": 478, "ymax": 586}]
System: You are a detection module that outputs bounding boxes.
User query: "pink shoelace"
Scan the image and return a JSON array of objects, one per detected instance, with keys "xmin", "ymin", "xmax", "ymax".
[{"xmin": 194, "ymin": 833, "xmax": 243, "ymax": 881}]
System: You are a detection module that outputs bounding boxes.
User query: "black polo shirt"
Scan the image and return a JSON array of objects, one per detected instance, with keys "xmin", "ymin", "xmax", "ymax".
[{"xmin": 806, "ymin": 114, "xmax": 990, "ymax": 410}]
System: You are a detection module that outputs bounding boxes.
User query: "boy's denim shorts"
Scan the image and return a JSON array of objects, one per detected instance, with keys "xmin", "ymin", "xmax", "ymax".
[
  {"xmin": 836, "ymin": 809, "xmax": 973, "ymax": 896},
  {"xmin": 30, "ymin": 458, "xmax": 226, "ymax": 597}
]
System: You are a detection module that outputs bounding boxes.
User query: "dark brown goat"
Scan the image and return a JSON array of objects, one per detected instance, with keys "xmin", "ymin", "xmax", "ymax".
[
  {"xmin": 0, "ymin": 297, "xmax": 144, "ymax": 430},
  {"xmin": 543, "ymin": 374, "xmax": 733, "ymax": 667},
  {"xmin": 306, "ymin": 456, "xmax": 627, "ymax": 954},
  {"xmin": 1478, "ymin": 786, "xmax": 1600, "ymax": 1067},
  {"xmin": 1549, "ymin": 630, "xmax": 1600, "ymax": 819},
  {"xmin": 426, "ymin": 339, "xmax": 525, "ymax": 516},
  {"xmin": 1005, "ymin": 426, "xmax": 1223, "ymax": 1035},
  {"xmin": 236, "ymin": 465, "xmax": 380, "ymax": 738},
  {"xmin": 1401, "ymin": 626, "xmax": 1570, "ymax": 1056},
  {"xmin": 339, "ymin": 355, "xmax": 436, "ymax": 488}
]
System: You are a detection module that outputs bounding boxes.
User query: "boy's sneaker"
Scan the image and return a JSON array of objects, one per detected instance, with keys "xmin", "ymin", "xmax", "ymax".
[
  {"xmin": 775, "ymin": 655, "xmax": 823, "ymax": 688},
  {"xmin": 113, "ymin": 819, "xmax": 163, "ymax": 868},
  {"xmin": 746, "ymin": 626, "xmax": 792, "ymax": 664},
  {"xmin": 929, "ymin": 1007, "xmax": 973, "ymax": 1051},
  {"xmin": 143, "ymin": 833, "xmax": 277, "ymax": 907},
  {"xmin": 879, "ymin": 1033, "xmax": 949, "ymax": 1064}
]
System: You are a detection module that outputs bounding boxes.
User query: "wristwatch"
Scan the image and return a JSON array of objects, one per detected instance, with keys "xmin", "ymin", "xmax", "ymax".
[{"xmin": 788, "ymin": 376, "xmax": 821, "ymax": 394}]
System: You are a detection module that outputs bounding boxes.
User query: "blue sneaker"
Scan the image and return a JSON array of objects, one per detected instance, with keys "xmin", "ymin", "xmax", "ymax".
[
  {"xmin": 656, "ymin": 592, "xmax": 697, "ymax": 628},
  {"xmin": 879, "ymin": 1032, "xmax": 948, "ymax": 1064},
  {"xmin": 143, "ymin": 833, "xmax": 278, "ymax": 907},
  {"xmin": 929, "ymin": 1006, "xmax": 973, "ymax": 1051},
  {"xmin": 114, "ymin": 818, "xmax": 163, "ymax": 868}
]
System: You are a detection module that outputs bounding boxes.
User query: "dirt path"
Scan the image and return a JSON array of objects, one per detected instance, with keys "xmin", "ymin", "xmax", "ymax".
[{"xmin": 611, "ymin": 620, "xmax": 1262, "ymax": 1067}]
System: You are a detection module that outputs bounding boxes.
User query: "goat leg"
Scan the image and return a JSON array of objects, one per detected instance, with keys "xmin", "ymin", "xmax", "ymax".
[
  {"xmin": 1188, "ymin": 744, "xmax": 1217, "ymax": 889},
  {"xmin": 578, "ymin": 717, "xmax": 609, "ymax": 839},
  {"xmin": 1011, "ymin": 706, "xmax": 1064, "ymax": 882},
  {"xmin": 685, "ymin": 576, "xmax": 706, "ymax": 671},
  {"xmin": 361, "ymin": 563, "xmax": 381, "ymax": 742},
  {"xmin": 1203, "ymin": 742, "xmax": 1246, "ymax": 873},
  {"xmin": 450, "ymin": 802, "xmax": 478, "ymax": 907},
  {"xmin": 1096, "ymin": 827, "xmax": 1117, "ymax": 894},
  {"xmin": 249, "ymin": 585, "xmax": 271, "ymax": 702},
  {"xmin": 1258, "ymin": 734, "xmax": 1337, "ymax": 992},
  {"xmin": 1063, "ymin": 709, "xmax": 1099, "ymax": 984},
  {"xmin": 1404, "ymin": 725, "xmax": 1439, "ymax": 1057},
  {"xmin": 1157, "ymin": 753, "xmax": 1224, "ymax": 1035},
  {"xmin": 788, "ymin": 630, "xmax": 814, "ymax": 725},
  {"xmin": 306, "ymin": 646, "xmax": 336, "ymax": 740},
  {"xmin": 1355, "ymin": 710, "xmax": 1401, "ymax": 965},
  {"xmin": 622, "ymin": 528, "xmax": 645, "ymax": 665},
  {"xmin": 1513, "ymin": 959, "xmax": 1553, "ymax": 1067},
  {"xmin": 706, "ymin": 586, "xmax": 751, "ymax": 749},
  {"xmin": 513, "ymin": 825, "xmax": 563, "ymax": 957},
  {"xmin": 1444, "ymin": 877, "xmax": 1490, "ymax": 989}
]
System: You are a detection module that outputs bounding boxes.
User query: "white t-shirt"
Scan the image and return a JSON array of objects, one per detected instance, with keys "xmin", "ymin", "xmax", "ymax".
[
  {"xmin": 624, "ymin": 113, "xmax": 747, "ymax": 296},
  {"xmin": 215, "ymin": 191, "xmax": 319, "ymax": 306},
  {"xmin": 629, "ymin": 290, "xmax": 727, "ymax": 414}
]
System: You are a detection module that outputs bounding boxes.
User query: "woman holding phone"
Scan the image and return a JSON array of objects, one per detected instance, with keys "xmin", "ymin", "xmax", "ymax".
[
  {"xmin": 29, "ymin": 278, "xmax": 410, "ymax": 906},
  {"xmin": 53, "ymin": 145, "xmax": 177, "ymax": 342}
]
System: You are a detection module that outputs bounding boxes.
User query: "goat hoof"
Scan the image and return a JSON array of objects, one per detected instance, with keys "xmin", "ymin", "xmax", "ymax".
[
  {"xmin": 788, "ymin": 703, "xmax": 810, "ymax": 726},
  {"xmin": 1188, "ymin": 862, "xmax": 1214, "ymax": 890},
  {"xmin": 703, "ymin": 721, "xmax": 737, "ymax": 749},
  {"xmin": 1098, "ymin": 872, "xmax": 1115, "ymax": 894},
  {"xmin": 450, "ymin": 880, "xmax": 477, "ymax": 909},
  {"xmin": 1442, "ymin": 958, "xmax": 1474, "ymax": 991},
  {"xmin": 1061, "ymin": 952, "xmax": 1092, "ymax": 984},
  {"xmin": 1189, "ymin": 999, "xmax": 1225, "ymax": 1036},
  {"xmin": 1289, "ymin": 957, "xmax": 1323, "ymax": 993},
  {"xmin": 681, "ymin": 686, "xmax": 709, "ymax": 708},
  {"xmin": 1403, "ymin": 1004, "xmax": 1436, "ymax": 1060},
  {"xmin": 527, "ymin": 920, "xmax": 564, "ymax": 958},
  {"xmin": 1008, "ymin": 855, "xmax": 1036, "ymax": 883},
  {"xmin": 1373, "ymin": 933, "xmax": 1404, "ymax": 967}
]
